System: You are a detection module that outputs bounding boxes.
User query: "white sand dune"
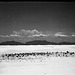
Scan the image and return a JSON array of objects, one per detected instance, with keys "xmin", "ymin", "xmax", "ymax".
[{"xmin": 0, "ymin": 45, "xmax": 75, "ymax": 75}]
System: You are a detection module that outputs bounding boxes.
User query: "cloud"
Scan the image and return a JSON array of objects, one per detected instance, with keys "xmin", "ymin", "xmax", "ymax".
[
  {"xmin": 0, "ymin": 29, "xmax": 75, "ymax": 39},
  {"xmin": 54, "ymin": 32, "xmax": 68, "ymax": 37},
  {"xmin": 11, "ymin": 29, "xmax": 51, "ymax": 38},
  {"xmin": 0, "ymin": 31, "xmax": 22, "ymax": 38},
  {"xmin": 28, "ymin": 33, "xmax": 50, "ymax": 37},
  {"xmin": 72, "ymin": 35, "xmax": 75, "ymax": 37},
  {"xmin": 0, "ymin": 29, "xmax": 44, "ymax": 38},
  {"xmin": 10, "ymin": 34, "xmax": 22, "ymax": 37},
  {"xmin": 20, "ymin": 29, "xmax": 41, "ymax": 35},
  {"xmin": 10, "ymin": 31, "xmax": 23, "ymax": 37},
  {"xmin": 0, "ymin": 35, "xmax": 10, "ymax": 37},
  {"xmin": 71, "ymin": 33, "xmax": 75, "ymax": 37},
  {"xmin": 19, "ymin": 29, "xmax": 51, "ymax": 37}
]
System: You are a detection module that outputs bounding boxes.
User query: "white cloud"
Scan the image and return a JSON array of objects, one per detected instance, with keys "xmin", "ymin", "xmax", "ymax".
[
  {"xmin": 72, "ymin": 35, "xmax": 75, "ymax": 37},
  {"xmin": 20, "ymin": 29, "xmax": 41, "ymax": 35},
  {"xmin": 0, "ymin": 29, "xmax": 43, "ymax": 38},
  {"xmin": 28, "ymin": 33, "xmax": 50, "ymax": 37},
  {"xmin": 9, "ymin": 31, "xmax": 23, "ymax": 37},
  {"xmin": 0, "ymin": 29, "xmax": 74, "ymax": 39},
  {"xmin": 10, "ymin": 34, "xmax": 22, "ymax": 37},
  {"xmin": 54, "ymin": 32, "xmax": 68, "ymax": 37},
  {"xmin": 11, "ymin": 29, "xmax": 50, "ymax": 38},
  {"xmin": 0, "ymin": 35, "xmax": 10, "ymax": 37},
  {"xmin": 70, "ymin": 32, "xmax": 75, "ymax": 37}
]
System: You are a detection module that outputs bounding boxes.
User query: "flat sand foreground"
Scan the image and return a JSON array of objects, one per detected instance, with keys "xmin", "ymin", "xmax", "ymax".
[
  {"xmin": 0, "ymin": 45, "xmax": 75, "ymax": 54},
  {"xmin": 0, "ymin": 45, "xmax": 75, "ymax": 75}
]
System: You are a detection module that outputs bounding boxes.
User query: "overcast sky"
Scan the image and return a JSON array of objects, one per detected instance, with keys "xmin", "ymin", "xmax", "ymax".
[{"xmin": 0, "ymin": 2, "xmax": 75, "ymax": 43}]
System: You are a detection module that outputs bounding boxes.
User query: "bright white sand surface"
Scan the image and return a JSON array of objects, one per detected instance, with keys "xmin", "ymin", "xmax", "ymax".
[{"xmin": 0, "ymin": 45, "xmax": 75, "ymax": 75}]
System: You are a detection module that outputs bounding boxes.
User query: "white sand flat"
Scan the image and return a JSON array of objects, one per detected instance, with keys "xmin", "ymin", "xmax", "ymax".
[{"xmin": 0, "ymin": 45, "xmax": 75, "ymax": 75}]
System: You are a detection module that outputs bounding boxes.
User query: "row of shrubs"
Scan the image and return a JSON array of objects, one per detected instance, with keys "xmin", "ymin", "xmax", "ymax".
[{"xmin": 0, "ymin": 51, "xmax": 75, "ymax": 61}]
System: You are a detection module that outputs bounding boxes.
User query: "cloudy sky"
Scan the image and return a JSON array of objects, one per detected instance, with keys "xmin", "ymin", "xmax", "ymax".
[{"xmin": 0, "ymin": 2, "xmax": 75, "ymax": 43}]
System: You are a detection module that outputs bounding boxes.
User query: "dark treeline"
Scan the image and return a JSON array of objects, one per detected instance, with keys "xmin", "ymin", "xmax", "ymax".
[{"xmin": 0, "ymin": 40, "xmax": 75, "ymax": 45}]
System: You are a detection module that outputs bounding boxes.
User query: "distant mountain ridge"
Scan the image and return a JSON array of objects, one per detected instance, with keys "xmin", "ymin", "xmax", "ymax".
[
  {"xmin": 0, "ymin": 41, "xmax": 24, "ymax": 45},
  {"xmin": 25, "ymin": 40, "xmax": 75, "ymax": 45},
  {"xmin": 0, "ymin": 40, "xmax": 75, "ymax": 45},
  {"xmin": 25, "ymin": 40, "xmax": 56, "ymax": 45}
]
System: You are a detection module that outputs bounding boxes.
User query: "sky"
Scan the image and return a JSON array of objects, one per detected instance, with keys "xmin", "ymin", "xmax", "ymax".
[{"xmin": 0, "ymin": 2, "xmax": 75, "ymax": 43}]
